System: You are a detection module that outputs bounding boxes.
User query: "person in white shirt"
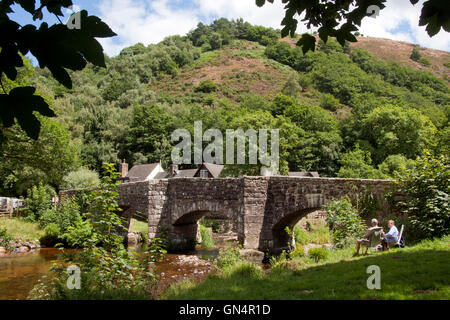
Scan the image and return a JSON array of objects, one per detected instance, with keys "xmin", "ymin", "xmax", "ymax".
[{"xmin": 381, "ymin": 220, "xmax": 399, "ymax": 250}]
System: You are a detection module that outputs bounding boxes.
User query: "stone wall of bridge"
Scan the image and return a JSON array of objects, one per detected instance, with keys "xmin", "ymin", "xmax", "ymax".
[{"xmin": 116, "ymin": 176, "xmax": 397, "ymax": 252}]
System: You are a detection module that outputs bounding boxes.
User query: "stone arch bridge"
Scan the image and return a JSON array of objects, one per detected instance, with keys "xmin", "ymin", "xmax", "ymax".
[{"xmin": 118, "ymin": 177, "xmax": 395, "ymax": 252}]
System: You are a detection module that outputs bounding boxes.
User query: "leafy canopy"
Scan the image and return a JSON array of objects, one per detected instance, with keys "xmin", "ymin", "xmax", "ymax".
[
  {"xmin": 257, "ymin": 0, "xmax": 450, "ymax": 53},
  {"xmin": 0, "ymin": 0, "xmax": 116, "ymax": 139}
]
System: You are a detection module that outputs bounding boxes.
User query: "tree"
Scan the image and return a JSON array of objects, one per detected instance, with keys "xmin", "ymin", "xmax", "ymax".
[
  {"xmin": 337, "ymin": 146, "xmax": 386, "ymax": 179},
  {"xmin": 0, "ymin": 116, "xmax": 79, "ymax": 196},
  {"xmin": 362, "ymin": 105, "xmax": 437, "ymax": 164},
  {"xmin": 395, "ymin": 151, "xmax": 449, "ymax": 240},
  {"xmin": 0, "ymin": 1, "xmax": 116, "ymax": 140},
  {"xmin": 257, "ymin": 0, "xmax": 449, "ymax": 53}
]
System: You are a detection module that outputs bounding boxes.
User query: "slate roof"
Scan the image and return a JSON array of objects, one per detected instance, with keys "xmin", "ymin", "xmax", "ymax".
[
  {"xmin": 288, "ymin": 172, "xmax": 320, "ymax": 177},
  {"xmin": 174, "ymin": 169, "xmax": 198, "ymax": 178},
  {"xmin": 126, "ymin": 163, "xmax": 160, "ymax": 181},
  {"xmin": 195, "ymin": 163, "xmax": 224, "ymax": 178}
]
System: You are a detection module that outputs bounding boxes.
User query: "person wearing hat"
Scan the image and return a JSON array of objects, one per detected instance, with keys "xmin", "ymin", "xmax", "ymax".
[{"xmin": 355, "ymin": 218, "xmax": 383, "ymax": 255}]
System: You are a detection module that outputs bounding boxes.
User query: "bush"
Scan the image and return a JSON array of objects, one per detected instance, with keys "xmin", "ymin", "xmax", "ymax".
[
  {"xmin": 39, "ymin": 198, "xmax": 82, "ymax": 233},
  {"xmin": 290, "ymin": 245, "xmax": 305, "ymax": 258},
  {"xmin": 0, "ymin": 227, "xmax": 13, "ymax": 250},
  {"xmin": 194, "ymin": 80, "xmax": 217, "ymax": 93},
  {"xmin": 320, "ymin": 93, "xmax": 340, "ymax": 111},
  {"xmin": 324, "ymin": 198, "xmax": 366, "ymax": 248},
  {"xmin": 216, "ymin": 247, "xmax": 243, "ymax": 269},
  {"xmin": 308, "ymin": 247, "xmax": 329, "ymax": 262},
  {"xmin": 410, "ymin": 48, "xmax": 421, "ymax": 62},
  {"xmin": 199, "ymin": 225, "xmax": 214, "ymax": 249},
  {"xmin": 23, "ymin": 183, "xmax": 55, "ymax": 222},
  {"xmin": 39, "ymin": 223, "xmax": 62, "ymax": 247},
  {"xmin": 61, "ymin": 168, "xmax": 100, "ymax": 190},
  {"xmin": 395, "ymin": 151, "xmax": 449, "ymax": 240}
]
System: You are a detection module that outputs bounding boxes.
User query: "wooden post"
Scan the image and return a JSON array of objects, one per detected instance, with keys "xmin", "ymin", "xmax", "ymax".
[{"xmin": 9, "ymin": 199, "xmax": 13, "ymax": 218}]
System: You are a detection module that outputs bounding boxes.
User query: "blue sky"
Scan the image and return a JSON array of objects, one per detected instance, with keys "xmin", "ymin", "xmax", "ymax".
[{"xmin": 9, "ymin": 0, "xmax": 450, "ymax": 61}]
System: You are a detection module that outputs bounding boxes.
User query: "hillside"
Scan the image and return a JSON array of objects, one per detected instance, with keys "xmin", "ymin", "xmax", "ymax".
[
  {"xmin": 281, "ymin": 36, "xmax": 450, "ymax": 82},
  {"xmin": 1, "ymin": 18, "xmax": 449, "ymax": 196}
]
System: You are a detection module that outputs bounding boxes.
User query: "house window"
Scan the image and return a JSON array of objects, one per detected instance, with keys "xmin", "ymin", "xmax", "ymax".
[{"xmin": 200, "ymin": 169, "xmax": 209, "ymax": 178}]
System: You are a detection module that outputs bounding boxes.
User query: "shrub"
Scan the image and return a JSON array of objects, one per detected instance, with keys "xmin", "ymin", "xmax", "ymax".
[
  {"xmin": 395, "ymin": 150, "xmax": 449, "ymax": 240},
  {"xmin": 410, "ymin": 47, "xmax": 421, "ymax": 62},
  {"xmin": 199, "ymin": 225, "xmax": 214, "ymax": 249},
  {"xmin": 23, "ymin": 183, "xmax": 55, "ymax": 222},
  {"xmin": 320, "ymin": 93, "xmax": 340, "ymax": 111},
  {"xmin": 39, "ymin": 198, "xmax": 82, "ymax": 233},
  {"xmin": 194, "ymin": 79, "xmax": 217, "ymax": 93},
  {"xmin": 0, "ymin": 227, "xmax": 13, "ymax": 250},
  {"xmin": 223, "ymin": 261, "xmax": 264, "ymax": 279},
  {"xmin": 216, "ymin": 246, "xmax": 243, "ymax": 269},
  {"xmin": 290, "ymin": 245, "xmax": 305, "ymax": 258},
  {"xmin": 324, "ymin": 198, "xmax": 366, "ymax": 248},
  {"xmin": 308, "ymin": 247, "xmax": 329, "ymax": 262},
  {"xmin": 39, "ymin": 223, "xmax": 62, "ymax": 247},
  {"xmin": 61, "ymin": 168, "xmax": 100, "ymax": 190}
]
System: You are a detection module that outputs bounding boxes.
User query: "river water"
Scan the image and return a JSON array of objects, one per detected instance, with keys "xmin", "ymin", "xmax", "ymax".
[{"xmin": 0, "ymin": 241, "xmax": 229, "ymax": 300}]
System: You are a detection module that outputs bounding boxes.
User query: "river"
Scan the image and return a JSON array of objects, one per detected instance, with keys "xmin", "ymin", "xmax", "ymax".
[{"xmin": 0, "ymin": 239, "xmax": 232, "ymax": 300}]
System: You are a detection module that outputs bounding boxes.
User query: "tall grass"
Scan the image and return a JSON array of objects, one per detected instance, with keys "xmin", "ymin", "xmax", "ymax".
[
  {"xmin": 200, "ymin": 225, "xmax": 215, "ymax": 249},
  {"xmin": 129, "ymin": 218, "xmax": 148, "ymax": 242},
  {"xmin": 0, "ymin": 217, "xmax": 44, "ymax": 241},
  {"xmin": 294, "ymin": 219, "xmax": 331, "ymax": 245}
]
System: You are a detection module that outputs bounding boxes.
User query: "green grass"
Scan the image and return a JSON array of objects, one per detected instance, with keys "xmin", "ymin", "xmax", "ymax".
[
  {"xmin": 163, "ymin": 236, "xmax": 450, "ymax": 300},
  {"xmin": 294, "ymin": 219, "xmax": 331, "ymax": 245},
  {"xmin": 199, "ymin": 225, "xmax": 215, "ymax": 249},
  {"xmin": 0, "ymin": 217, "xmax": 44, "ymax": 241},
  {"xmin": 129, "ymin": 218, "xmax": 148, "ymax": 242}
]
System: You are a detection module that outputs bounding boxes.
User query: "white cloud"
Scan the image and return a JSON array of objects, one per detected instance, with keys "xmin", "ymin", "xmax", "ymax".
[
  {"xmin": 96, "ymin": 0, "xmax": 199, "ymax": 56},
  {"xmin": 96, "ymin": 0, "xmax": 449, "ymax": 57},
  {"xmin": 359, "ymin": 0, "xmax": 449, "ymax": 50}
]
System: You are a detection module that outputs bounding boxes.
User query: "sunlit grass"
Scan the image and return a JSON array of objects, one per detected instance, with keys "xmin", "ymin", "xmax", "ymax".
[
  {"xmin": 0, "ymin": 218, "xmax": 44, "ymax": 241},
  {"xmin": 163, "ymin": 236, "xmax": 450, "ymax": 300}
]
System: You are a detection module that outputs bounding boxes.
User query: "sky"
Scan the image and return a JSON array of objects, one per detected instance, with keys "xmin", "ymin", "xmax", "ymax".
[{"xmin": 9, "ymin": 0, "xmax": 450, "ymax": 58}]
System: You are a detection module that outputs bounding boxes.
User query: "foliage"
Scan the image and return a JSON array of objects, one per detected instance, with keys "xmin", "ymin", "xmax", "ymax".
[
  {"xmin": 215, "ymin": 246, "xmax": 244, "ymax": 269},
  {"xmin": 0, "ymin": 0, "xmax": 115, "ymax": 140},
  {"xmin": 308, "ymin": 247, "xmax": 329, "ymax": 262},
  {"xmin": 257, "ymin": 0, "xmax": 449, "ymax": 53},
  {"xmin": 294, "ymin": 222, "xmax": 331, "ymax": 245},
  {"xmin": 39, "ymin": 198, "xmax": 81, "ymax": 233},
  {"xmin": 379, "ymin": 154, "xmax": 415, "ymax": 177},
  {"xmin": 23, "ymin": 183, "xmax": 55, "ymax": 222},
  {"xmin": 324, "ymin": 198, "xmax": 366, "ymax": 248},
  {"xmin": 0, "ymin": 115, "xmax": 79, "ymax": 196},
  {"xmin": 362, "ymin": 105, "xmax": 437, "ymax": 164},
  {"xmin": 338, "ymin": 146, "xmax": 386, "ymax": 179},
  {"xmin": 395, "ymin": 151, "xmax": 449, "ymax": 240},
  {"xmin": 410, "ymin": 48, "xmax": 422, "ymax": 62},
  {"xmin": 194, "ymin": 80, "xmax": 217, "ymax": 93},
  {"xmin": 61, "ymin": 168, "xmax": 100, "ymax": 190},
  {"xmin": 0, "ymin": 227, "xmax": 13, "ymax": 250},
  {"xmin": 31, "ymin": 163, "xmax": 161, "ymax": 299},
  {"xmin": 199, "ymin": 225, "xmax": 215, "ymax": 249}
]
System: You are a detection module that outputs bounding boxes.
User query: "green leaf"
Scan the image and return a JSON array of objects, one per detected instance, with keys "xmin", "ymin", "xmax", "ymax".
[{"xmin": 296, "ymin": 33, "xmax": 316, "ymax": 54}]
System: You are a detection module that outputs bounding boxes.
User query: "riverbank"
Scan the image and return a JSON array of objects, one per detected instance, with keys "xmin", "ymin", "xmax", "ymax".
[{"xmin": 163, "ymin": 236, "xmax": 450, "ymax": 300}]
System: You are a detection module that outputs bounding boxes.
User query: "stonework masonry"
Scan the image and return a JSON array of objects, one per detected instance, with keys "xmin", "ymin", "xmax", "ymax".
[{"xmin": 117, "ymin": 176, "xmax": 397, "ymax": 251}]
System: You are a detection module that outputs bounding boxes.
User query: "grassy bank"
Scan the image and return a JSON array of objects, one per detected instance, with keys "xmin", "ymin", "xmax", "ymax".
[
  {"xmin": 163, "ymin": 236, "xmax": 450, "ymax": 300},
  {"xmin": 0, "ymin": 218, "xmax": 44, "ymax": 242}
]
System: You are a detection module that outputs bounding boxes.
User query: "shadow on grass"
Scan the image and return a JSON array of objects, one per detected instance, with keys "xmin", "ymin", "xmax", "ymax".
[{"xmin": 163, "ymin": 248, "xmax": 450, "ymax": 300}]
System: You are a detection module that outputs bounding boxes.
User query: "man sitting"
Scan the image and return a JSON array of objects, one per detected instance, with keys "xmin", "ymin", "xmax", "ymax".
[
  {"xmin": 355, "ymin": 219, "xmax": 383, "ymax": 255},
  {"xmin": 381, "ymin": 220, "xmax": 399, "ymax": 251}
]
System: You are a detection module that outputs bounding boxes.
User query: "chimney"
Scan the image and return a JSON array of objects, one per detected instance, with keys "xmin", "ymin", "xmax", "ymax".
[
  {"xmin": 169, "ymin": 164, "xmax": 178, "ymax": 176},
  {"xmin": 120, "ymin": 159, "xmax": 128, "ymax": 178}
]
